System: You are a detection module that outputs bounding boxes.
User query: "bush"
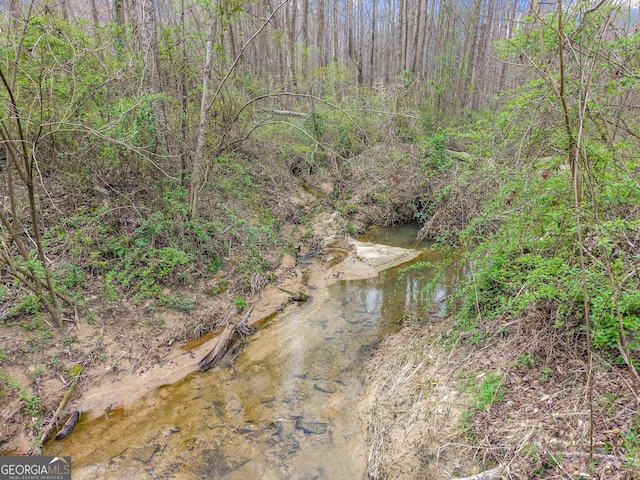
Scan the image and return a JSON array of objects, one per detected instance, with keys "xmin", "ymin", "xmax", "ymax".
[{"xmin": 456, "ymin": 160, "xmax": 640, "ymax": 358}]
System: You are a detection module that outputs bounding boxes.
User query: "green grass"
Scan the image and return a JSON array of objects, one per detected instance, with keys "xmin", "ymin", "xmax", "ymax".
[
  {"xmin": 474, "ymin": 372, "xmax": 506, "ymax": 412},
  {"xmin": 0, "ymin": 373, "xmax": 42, "ymax": 416}
]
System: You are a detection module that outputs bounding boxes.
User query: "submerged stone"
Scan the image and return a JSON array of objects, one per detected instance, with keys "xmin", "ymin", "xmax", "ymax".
[
  {"xmin": 295, "ymin": 418, "xmax": 329, "ymax": 434},
  {"xmin": 132, "ymin": 443, "xmax": 162, "ymax": 463},
  {"xmin": 313, "ymin": 381, "xmax": 337, "ymax": 394}
]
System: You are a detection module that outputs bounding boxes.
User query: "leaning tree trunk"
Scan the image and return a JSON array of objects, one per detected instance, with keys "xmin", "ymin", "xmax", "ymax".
[{"xmin": 0, "ymin": 65, "xmax": 63, "ymax": 326}]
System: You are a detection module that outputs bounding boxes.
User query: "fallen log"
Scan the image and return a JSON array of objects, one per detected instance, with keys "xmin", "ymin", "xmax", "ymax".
[
  {"xmin": 197, "ymin": 304, "xmax": 255, "ymax": 372},
  {"xmin": 54, "ymin": 411, "xmax": 80, "ymax": 440}
]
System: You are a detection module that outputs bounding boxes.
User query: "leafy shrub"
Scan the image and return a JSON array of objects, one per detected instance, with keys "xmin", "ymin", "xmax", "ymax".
[
  {"xmin": 160, "ymin": 295, "xmax": 196, "ymax": 312},
  {"xmin": 456, "ymin": 161, "xmax": 640, "ymax": 357},
  {"xmin": 103, "ymin": 246, "xmax": 192, "ymax": 300},
  {"xmin": 419, "ymin": 132, "xmax": 452, "ymax": 174}
]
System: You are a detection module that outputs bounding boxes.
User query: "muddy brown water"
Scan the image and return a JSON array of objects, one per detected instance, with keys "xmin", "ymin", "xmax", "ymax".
[{"xmin": 46, "ymin": 226, "xmax": 464, "ymax": 479}]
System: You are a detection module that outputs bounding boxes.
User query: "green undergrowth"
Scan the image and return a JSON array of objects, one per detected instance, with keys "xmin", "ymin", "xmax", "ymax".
[
  {"xmin": 452, "ymin": 159, "xmax": 640, "ymax": 361},
  {"xmin": 460, "ymin": 370, "xmax": 507, "ymax": 437},
  {"xmin": 3, "ymin": 154, "xmax": 286, "ymax": 320},
  {"xmin": 84, "ymin": 181, "xmax": 281, "ymax": 303}
]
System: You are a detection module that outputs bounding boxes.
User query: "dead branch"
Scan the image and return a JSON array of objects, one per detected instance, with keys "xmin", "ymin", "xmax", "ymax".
[
  {"xmin": 54, "ymin": 411, "xmax": 80, "ymax": 440},
  {"xmin": 30, "ymin": 369, "xmax": 82, "ymax": 454},
  {"xmin": 197, "ymin": 304, "xmax": 255, "ymax": 372},
  {"xmin": 269, "ymin": 109, "xmax": 308, "ymax": 118},
  {"xmin": 450, "ymin": 466, "xmax": 505, "ymax": 480}
]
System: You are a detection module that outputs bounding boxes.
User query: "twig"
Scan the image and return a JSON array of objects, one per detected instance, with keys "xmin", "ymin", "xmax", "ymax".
[
  {"xmin": 450, "ymin": 466, "xmax": 504, "ymax": 480},
  {"xmin": 559, "ymin": 451, "xmax": 622, "ymax": 461}
]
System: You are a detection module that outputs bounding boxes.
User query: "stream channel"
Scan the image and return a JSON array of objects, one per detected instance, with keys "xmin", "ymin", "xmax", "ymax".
[{"xmin": 46, "ymin": 225, "xmax": 464, "ymax": 479}]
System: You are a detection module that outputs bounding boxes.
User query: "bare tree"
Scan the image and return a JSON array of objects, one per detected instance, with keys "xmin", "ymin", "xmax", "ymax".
[
  {"xmin": 0, "ymin": 42, "xmax": 64, "ymax": 325},
  {"xmin": 369, "ymin": 0, "xmax": 377, "ymax": 86},
  {"xmin": 138, "ymin": 0, "xmax": 168, "ymax": 151},
  {"xmin": 189, "ymin": 0, "xmax": 290, "ymax": 219}
]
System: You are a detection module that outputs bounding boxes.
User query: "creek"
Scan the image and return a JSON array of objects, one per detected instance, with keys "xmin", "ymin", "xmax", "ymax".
[{"xmin": 46, "ymin": 225, "xmax": 464, "ymax": 479}]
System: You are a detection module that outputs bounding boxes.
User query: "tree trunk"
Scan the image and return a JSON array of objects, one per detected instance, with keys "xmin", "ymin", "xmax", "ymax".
[
  {"xmin": 113, "ymin": 0, "xmax": 125, "ymax": 48},
  {"xmin": 423, "ymin": 0, "xmax": 437, "ymax": 83},
  {"xmin": 347, "ymin": 0, "xmax": 363, "ymax": 85},
  {"xmin": 189, "ymin": 24, "xmax": 215, "ymax": 221},
  {"xmin": 286, "ymin": 0, "xmax": 297, "ymax": 88},
  {"xmin": 332, "ymin": 0, "xmax": 340, "ymax": 98},
  {"xmin": 415, "ymin": 0, "xmax": 427, "ymax": 76},
  {"xmin": 411, "ymin": 0, "xmax": 422, "ymax": 74},
  {"xmin": 139, "ymin": 0, "xmax": 168, "ymax": 152},
  {"xmin": 180, "ymin": 0, "xmax": 188, "ymax": 187},
  {"xmin": 332, "ymin": 0, "xmax": 339, "ymax": 63},
  {"xmin": 463, "ymin": 0, "xmax": 483, "ymax": 110},
  {"xmin": 369, "ymin": 0, "xmax": 377, "ymax": 86},
  {"xmin": 399, "ymin": 0, "xmax": 406, "ymax": 75},
  {"xmin": 384, "ymin": 0, "xmax": 394, "ymax": 83},
  {"xmin": 9, "ymin": 0, "xmax": 21, "ymax": 18},
  {"xmin": 60, "ymin": 0, "xmax": 71, "ymax": 20},
  {"xmin": 318, "ymin": 0, "xmax": 327, "ymax": 67},
  {"xmin": 357, "ymin": 0, "xmax": 365, "ymax": 85},
  {"xmin": 302, "ymin": 0, "xmax": 309, "ymax": 84},
  {"xmin": 91, "ymin": 0, "xmax": 100, "ymax": 25}
]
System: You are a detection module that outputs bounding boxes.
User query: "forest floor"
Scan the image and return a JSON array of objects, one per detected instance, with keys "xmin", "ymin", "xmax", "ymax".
[{"xmin": 1, "ymin": 176, "xmax": 639, "ymax": 480}]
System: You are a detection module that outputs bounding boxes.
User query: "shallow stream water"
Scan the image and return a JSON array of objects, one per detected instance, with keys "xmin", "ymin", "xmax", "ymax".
[{"xmin": 46, "ymin": 225, "xmax": 463, "ymax": 479}]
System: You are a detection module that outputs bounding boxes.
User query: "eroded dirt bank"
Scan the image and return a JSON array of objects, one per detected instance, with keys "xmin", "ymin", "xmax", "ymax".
[{"xmin": 358, "ymin": 320, "xmax": 480, "ymax": 480}]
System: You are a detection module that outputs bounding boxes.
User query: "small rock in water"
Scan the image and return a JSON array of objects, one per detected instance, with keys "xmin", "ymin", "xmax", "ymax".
[
  {"xmin": 226, "ymin": 397, "xmax": 243, "ymax": 415},
  {"xmin": 313, "ymin": 382, "xmax": 337, "ymax": 394},
  {"xmin": 269, "ymin": 420, "xmax": 284, "ymax": 436},
  {"xmin": 132, "ymin": 443, "xmax": 162, "ymax": 463},
  {"xmin": 295, "ymin": 418, "xmax": 329, "ymax": 435},
  {"xmin": 235, "ymin": 425, "xmax": 256, "ymax": 435},
  {"xmin": 284, "ymin": 395, "xmax": 303, "ymax": 404}
]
